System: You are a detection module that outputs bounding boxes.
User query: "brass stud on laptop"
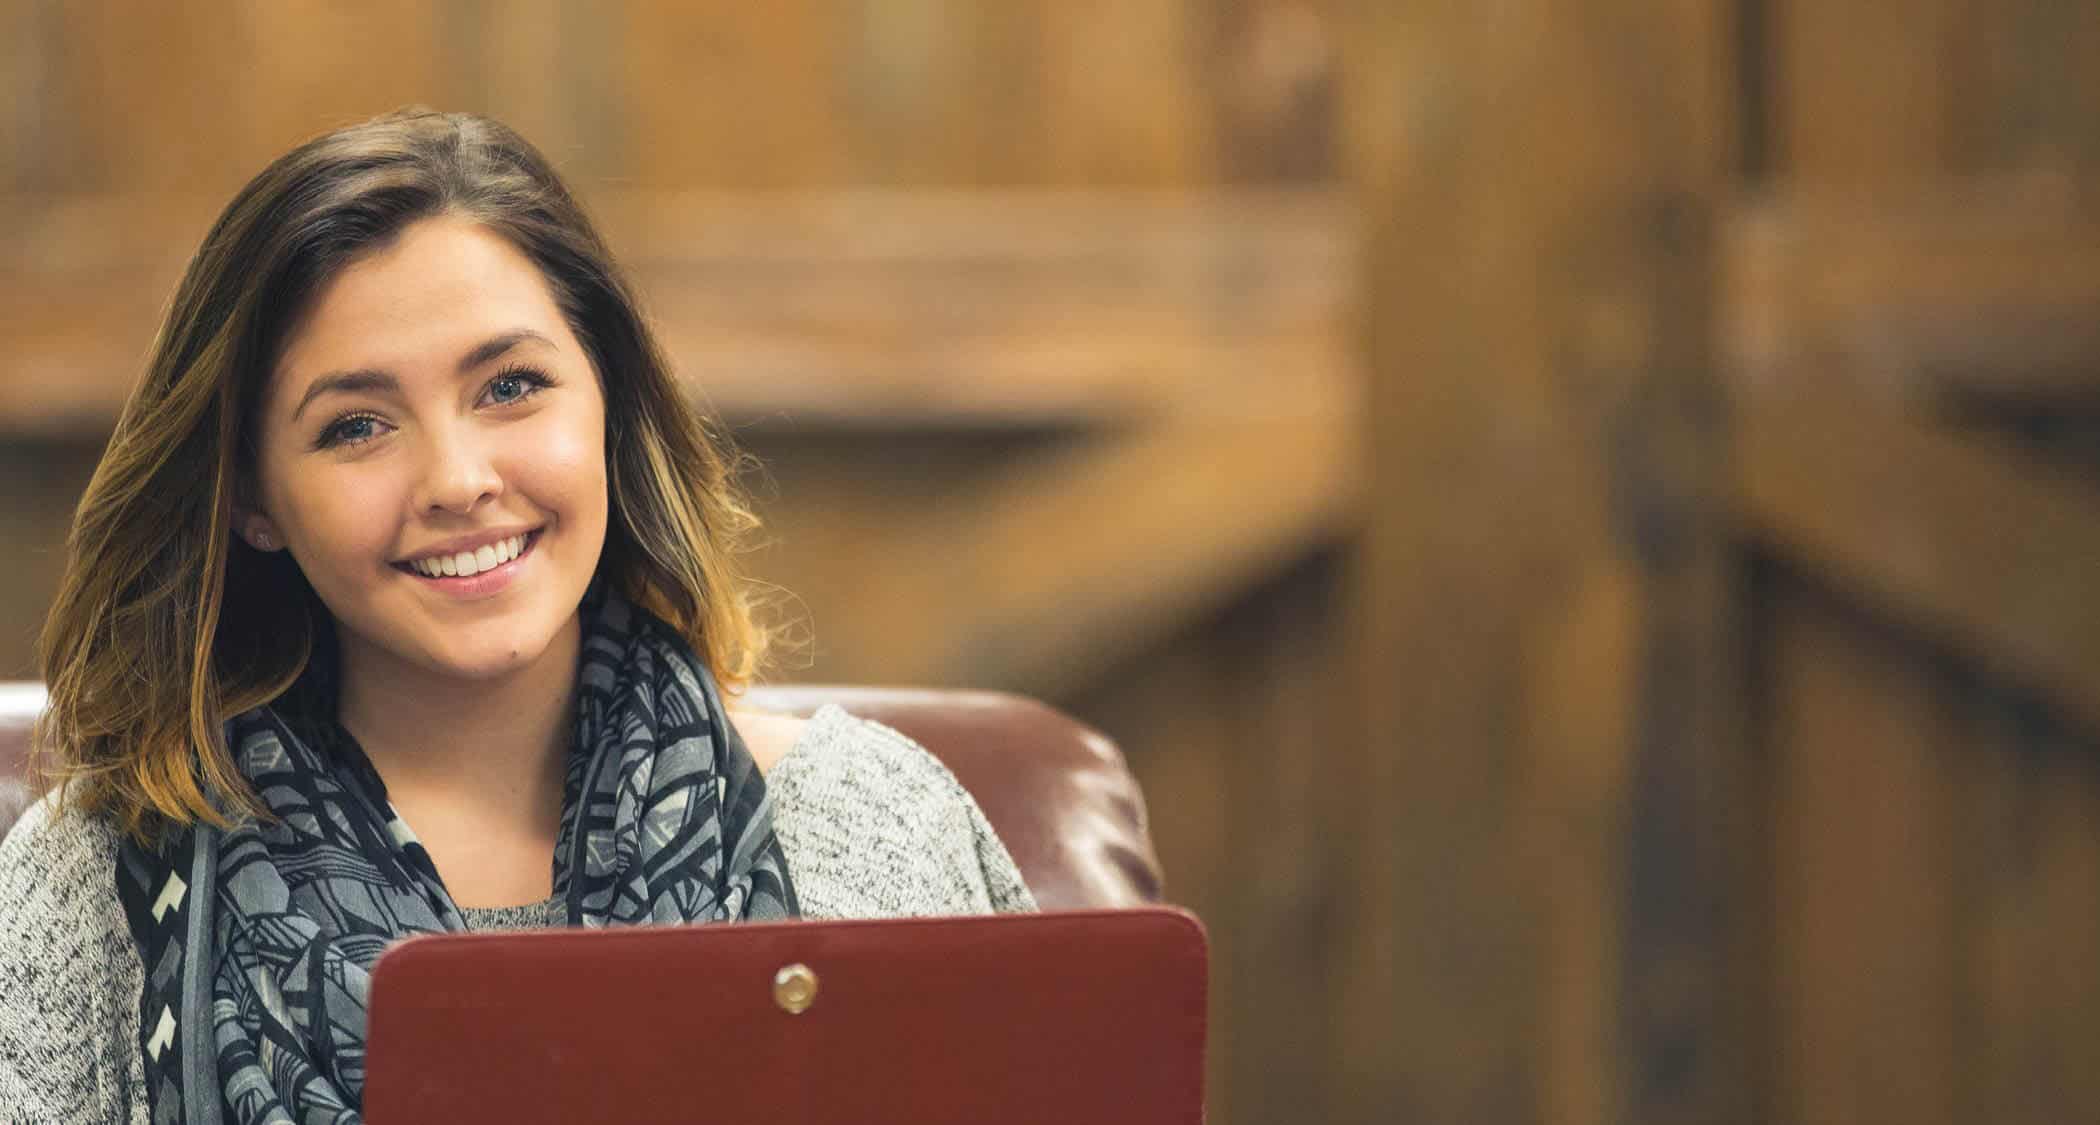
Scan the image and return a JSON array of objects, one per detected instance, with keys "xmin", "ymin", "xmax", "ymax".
[{"xmin": 774, "ymin": 963, "xmax": 819, "ymax": 1014}]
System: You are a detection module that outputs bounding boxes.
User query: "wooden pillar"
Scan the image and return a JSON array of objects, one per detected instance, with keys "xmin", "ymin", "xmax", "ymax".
[{"xmin": 1339, "ymin": 2, "xmax": 1742, "ymax": 1122}]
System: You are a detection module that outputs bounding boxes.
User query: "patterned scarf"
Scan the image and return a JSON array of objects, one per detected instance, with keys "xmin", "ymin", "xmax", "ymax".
[{"xmin": 116, "ymin": 585, "xmax": 797, "ymax": 1123}]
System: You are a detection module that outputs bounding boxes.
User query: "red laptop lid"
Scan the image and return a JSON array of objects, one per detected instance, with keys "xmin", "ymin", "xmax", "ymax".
[{"xmin": 364, "ymin": 907, "xmax": 1208, "ymax": 1124}]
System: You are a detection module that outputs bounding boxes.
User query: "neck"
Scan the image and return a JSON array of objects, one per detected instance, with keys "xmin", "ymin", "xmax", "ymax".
[{"xmin": 333, "ymin": 615, "xmax": 581, "ymax": 816}]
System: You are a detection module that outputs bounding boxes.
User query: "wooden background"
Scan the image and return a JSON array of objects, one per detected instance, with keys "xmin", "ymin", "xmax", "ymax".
[{"xmin": 3, "ymin": 3, "xmax": 2098, "ymax": 1122}]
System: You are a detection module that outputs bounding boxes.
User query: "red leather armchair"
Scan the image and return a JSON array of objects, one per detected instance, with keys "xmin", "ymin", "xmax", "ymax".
[{"xmin": 0, "ymin": 682, "xmax": 1162, "ymax": 911}]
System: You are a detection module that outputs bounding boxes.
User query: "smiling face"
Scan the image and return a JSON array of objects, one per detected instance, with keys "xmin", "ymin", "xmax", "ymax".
[{"xmin": 246, "ymin": 213, "xmax": 608, "ymax": 686}]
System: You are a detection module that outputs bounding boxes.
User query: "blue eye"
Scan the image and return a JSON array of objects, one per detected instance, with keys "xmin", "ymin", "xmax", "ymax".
[
  {"xmin": 484, "ymin": 366, "xmax": 554, "ymax": 407},
  {"xmin": 316, "ymin": 413, "xmax": 386, "ymax": 449}
]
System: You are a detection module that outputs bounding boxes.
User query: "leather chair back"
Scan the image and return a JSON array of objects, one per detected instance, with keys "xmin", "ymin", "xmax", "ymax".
[{"xmin": 0, "ymin": 682, "xmax": 1161, "ymax": 911}]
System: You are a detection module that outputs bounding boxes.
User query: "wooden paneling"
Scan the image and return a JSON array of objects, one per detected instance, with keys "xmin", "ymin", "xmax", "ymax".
[
  {"xmin": 2019, "ymin": 725, "xmax": 2100, "ymax": 1119},
  {"xmin": 1036, "ymin": 0, "xmax": 1210, "ymax": 185},
  {"xmin": 51, "ymin": 0, "xmax": 257, "ymax": 191},
  {"xmin": 1212, "ymin": 550, "xmax": 1355, "ymax": 1125},
  {"xmin": 1203, "ymin": 0, "xmax": 1339, "ymax": 183},
  {"xmin": 1772, "ymin": 0, "xmax": 1965, "ymax": 181},
  {"xmin": 1343, "ymin": 2, "xmax": 1739, "ymax": 1123},
  {"xmin": 616, "ymin": 0, "xmax": 852, "ymax": 189},
  {"xmin": 0, "ymin": 0, "xmax": 1342, "ymax": 196},
  {"xmin": 1955, "ymin": 687, "xmax": 2100, "ymax": 1124},
  {"xmin": 1941, "ymin": 1, "xmax": 2100, "ymax": 173},
  {"xmin": 0, "ymin": 0, "xmax": 66, "ymax": 191},
  {"xmin": 458, "ymin": 0, "xmax": 611, "ymax": 177},
  {"xmin": 1954, "ymin": 690, "xmax": 2050, "ymax": 1125},
  {"xmin": 1066, "ymin": 549, "xmax": 1355, "ymax": 1125},
  {"xmin": 1752, "ymin": 568, "xmax": 2100, "ymax": 1125},
  {"xmin": 1762, "ymin": 574, "xmax": 1961, "ymax": 1125},
  {"xmin": 42, "ymin": 1, "xmax": 473, "ymax": 195},
  {"xmin": 1773, "ymin": 0, "xmax": 2100, "ymax": 182},
  {"xmin": 1727, "ymin": 174, "xmax": 2100, "ymax": 1125}
]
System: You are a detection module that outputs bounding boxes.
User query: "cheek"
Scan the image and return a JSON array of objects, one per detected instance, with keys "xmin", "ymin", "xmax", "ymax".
[
  {"xmin": 265, "ymin": 466, "xmax": 402, "ymax": 576},
  {"xmin": 516, "ymin": 407, "xmax": 608, "ymax": 520},
  {"xmin": 261, "ymin": 459, "xmax": 394, "ymax": 566}
]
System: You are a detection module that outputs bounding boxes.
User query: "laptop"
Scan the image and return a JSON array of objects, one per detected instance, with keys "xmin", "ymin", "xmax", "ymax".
[{"xmin": 364, "ymin": 907, "xmax": 1208, "ymax": 1124}]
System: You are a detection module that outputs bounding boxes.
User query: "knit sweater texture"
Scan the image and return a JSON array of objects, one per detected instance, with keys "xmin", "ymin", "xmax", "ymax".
[{"xmin": 0, "ymin": 704, "xmax": 1036, "ymax": 1121}]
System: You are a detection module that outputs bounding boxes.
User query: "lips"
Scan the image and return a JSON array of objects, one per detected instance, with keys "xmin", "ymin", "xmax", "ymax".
[{"xmin": 394, "ymin": 530, "xmax": 541, "ymax": 579}]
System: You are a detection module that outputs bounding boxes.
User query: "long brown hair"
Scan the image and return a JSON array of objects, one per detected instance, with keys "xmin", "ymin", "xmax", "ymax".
[{"xmin": 35, "ymin": 108, "xmax": 775, "ymax": 844}]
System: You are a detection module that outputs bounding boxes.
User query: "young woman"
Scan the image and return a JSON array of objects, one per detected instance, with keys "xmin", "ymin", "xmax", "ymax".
[{"xmin": 0, "ymin": 109, "xmax": 1032, "ymax": 1121}]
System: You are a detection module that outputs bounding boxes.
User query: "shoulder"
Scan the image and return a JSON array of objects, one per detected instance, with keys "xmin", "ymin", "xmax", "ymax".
[
  {"xmin": 726, "ymin": 708, "xmax": 809, "ymax": 777},
  {"xmin": 0, "ymin": 794, "xmax": 148, "ymax": 1120},
  {"xmin": 763, "ymin": 705, "xmax": 1036, "ymax": 919},
  {"xmin": 765, "ymin": 705, "xmax": 984, "ymax": 843},
  {"xmin": 1, "ymin": 791, "xmax": 129, "ymax": 925}
]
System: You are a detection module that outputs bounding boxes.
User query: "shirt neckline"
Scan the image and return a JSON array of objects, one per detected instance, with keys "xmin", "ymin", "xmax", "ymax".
[{"xmin": 453, "ymin": 704, "xmax": 851, "ymax": 919}]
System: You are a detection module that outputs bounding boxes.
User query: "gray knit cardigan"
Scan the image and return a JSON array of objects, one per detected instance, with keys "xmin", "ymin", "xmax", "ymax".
[{"xmin": 0, "ymin": 704, "xmax": 1036, "ymax": 1122}]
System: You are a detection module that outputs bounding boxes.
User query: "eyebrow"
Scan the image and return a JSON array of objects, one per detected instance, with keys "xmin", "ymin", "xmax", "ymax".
[{"xmin": 289, "ymin": 329, "xmax": 557, "ymax": 422}]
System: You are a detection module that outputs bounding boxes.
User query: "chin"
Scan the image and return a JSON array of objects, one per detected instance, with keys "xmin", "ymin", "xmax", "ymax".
[
  {"xmin": 418, "ymin": 634, "xmax": 559, "ymax": 681},
  {"xmin": 326, "ymin": 567, "xmax": 593, "ymax": 688}
]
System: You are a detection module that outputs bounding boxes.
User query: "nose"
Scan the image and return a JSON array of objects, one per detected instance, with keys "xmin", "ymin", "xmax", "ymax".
[{"xmin": 411, "ymin": 424, "xmax": 504, "ymax": 517}]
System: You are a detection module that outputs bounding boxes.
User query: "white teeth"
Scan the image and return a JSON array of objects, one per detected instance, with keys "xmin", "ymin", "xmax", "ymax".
[{"xmin": 407, "ymin": 533, "xmax": 529, "ymax": 579}]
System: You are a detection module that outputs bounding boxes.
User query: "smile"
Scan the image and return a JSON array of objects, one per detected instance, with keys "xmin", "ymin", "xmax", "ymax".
[{"xmin": 394, "ymin": 529, "xmax": 542, "ymax": 580}]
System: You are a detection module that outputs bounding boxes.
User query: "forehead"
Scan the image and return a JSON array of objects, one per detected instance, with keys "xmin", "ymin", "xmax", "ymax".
[{"xmin": 269, "ymin": 215, "xmax": 567, "ymax": 400}]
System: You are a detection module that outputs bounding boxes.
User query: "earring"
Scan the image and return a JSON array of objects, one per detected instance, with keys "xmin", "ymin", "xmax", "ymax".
[{"xmin": 252, "ymin": 529, "xmax": 274, "ymax": 549}]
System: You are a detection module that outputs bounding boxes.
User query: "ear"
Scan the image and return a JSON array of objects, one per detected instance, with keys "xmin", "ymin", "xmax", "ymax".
[{"xmin": 232, "ymin": 504, "xmax": 285, "ymax": 553}]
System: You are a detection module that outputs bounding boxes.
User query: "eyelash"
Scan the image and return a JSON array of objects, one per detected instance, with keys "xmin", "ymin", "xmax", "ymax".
[{"xmin": 313, "ymin": 365, "xmax": 559, "ymax": 450}]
